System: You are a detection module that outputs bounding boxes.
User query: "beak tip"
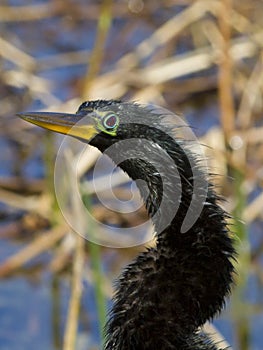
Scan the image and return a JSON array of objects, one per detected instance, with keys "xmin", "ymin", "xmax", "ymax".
[{"xmin": 15, "ymin": 111, "xmax": 98, "ymax": 141}]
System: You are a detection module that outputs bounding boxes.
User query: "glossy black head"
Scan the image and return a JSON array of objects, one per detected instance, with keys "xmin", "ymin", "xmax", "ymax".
[
  {"xmin": 19, "ymin": 100, "xmax": 184, "ymax": 158},
  {"xmin": 18, "ymin": 100, "xmax": 172, "ymax": 151}
]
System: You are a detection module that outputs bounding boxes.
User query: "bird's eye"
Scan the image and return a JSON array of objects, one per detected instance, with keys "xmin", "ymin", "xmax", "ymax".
[{"xmin": 102, "ymin": 113, "xmax": 118, "ymax": 130}]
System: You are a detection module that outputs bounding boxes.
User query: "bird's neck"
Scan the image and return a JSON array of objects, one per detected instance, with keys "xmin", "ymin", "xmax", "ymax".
[
  {"xmin": 104, "ymin": 134, "xmax": 235, "ymax": 350},
  {"xmin": 116, "ymin": 134, "xmax": 198, "ymax": 235}
]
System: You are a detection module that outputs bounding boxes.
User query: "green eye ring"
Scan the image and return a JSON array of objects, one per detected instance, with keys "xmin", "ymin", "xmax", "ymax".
[{"xmin": 102, "ymin": 113, "xmax": 119, "ymax": 131}]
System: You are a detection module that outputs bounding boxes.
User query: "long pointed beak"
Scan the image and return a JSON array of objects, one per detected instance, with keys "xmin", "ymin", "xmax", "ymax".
[{"xmin": 17, "ymin": 111, "xmax": 98, "ymax": 142}]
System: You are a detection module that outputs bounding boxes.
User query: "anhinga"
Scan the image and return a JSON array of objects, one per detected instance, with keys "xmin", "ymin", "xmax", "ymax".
[{"xmin": 18, "ymin": 100, "xmax": 235, "ymax": 350}]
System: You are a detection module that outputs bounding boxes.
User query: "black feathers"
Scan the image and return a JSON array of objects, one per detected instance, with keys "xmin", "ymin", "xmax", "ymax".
[
  {"xmin": 83, "ymin": 101, "xmax": 235, "ymax": 350},
  {"xmin": 19, "ymin": 100, "xmax": 236, "ymax": 349},
  {"xmin": 77, "ymin": 99, "xmax": 122, "ymax": 112}
]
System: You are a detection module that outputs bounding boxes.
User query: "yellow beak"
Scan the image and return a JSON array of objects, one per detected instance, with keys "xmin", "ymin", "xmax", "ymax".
[{"xmin": 17, "ymin": 111, "xmax": 98, "ymax": 141}]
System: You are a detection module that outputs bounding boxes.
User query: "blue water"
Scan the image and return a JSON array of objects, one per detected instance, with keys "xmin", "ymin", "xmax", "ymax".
[{"xmin": 0, "ymin": 240, "xmax": 100, "ymax": 350}]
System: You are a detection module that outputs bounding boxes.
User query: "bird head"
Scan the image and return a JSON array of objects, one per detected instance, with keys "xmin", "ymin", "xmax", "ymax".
[
  {"xmin": 17, "ymin": 100, "xmax": 167, "ymax": 151},
  {"xmin": 18, "ymin": 99, "xmax": 181, "ymax": 223}
]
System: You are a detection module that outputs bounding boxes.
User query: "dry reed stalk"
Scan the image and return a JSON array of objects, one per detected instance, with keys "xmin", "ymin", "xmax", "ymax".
[
  {"xmin": 237, "ymin": 54, "xmax": 263, "ymax": 129},
  {"xmin": 0, "ymin": 36, "xmax": 36, "ymax": 69},
  {"xmin": 217, "ymin": 0, "xmax": 235, "ymax": 140},
  {"xmin": 63, "ymin": 234, "xmax": 85, "ymax": 350},
  {"xmin": 82, "ymin": 0, "xmax": 113, "ymax": 98},
  {"xmin": 0, "ymin": 3, "xmax": 136, "ymax": 22},
  {"xmin": 243, "ymin": 126, "xmax": 263, "ymax": 144},
  {"xmin": 48, "ymin": 232, "xmax": 76, "ymax": 272},
  {"xmin": 37, "ymin": 50, "xmax": 90, "ymax": 71},
  {"xmin": 132, "ymin": 85, "xmax": 166, "ymax": 105},
  {"xmin": 82, "ymin": 170, "xmax": 130, "ymax": 194},
  {"xmin": 2, "ymin": 70, "xmax": 60, "ymax": 106},
  {"xmin": 0, "ymin": 176, "xmax": 44, "ymax": 193},
  {"xmin": 76, "ymin": 147, "xmax": 101, "ymax": 178},
  {"xmin": 0, "ymin": 225, "xmax": 67, "ymax": 278},
  {"xmin": 63, "ymin": 148, "xmax": 85, "ymax": 350},
  {"xmin": 0, "ymin": 4, "xmax": 56, "ymax": 22},
  {"xmin": 0, "ymin": 188, "xmax": 47, "ymax": 213}
]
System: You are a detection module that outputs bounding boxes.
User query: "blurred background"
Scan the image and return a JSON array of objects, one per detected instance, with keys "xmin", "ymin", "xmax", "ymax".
[{"xmin": 0, "ymin": 1, "xmax": 263, "ymax": 349}]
